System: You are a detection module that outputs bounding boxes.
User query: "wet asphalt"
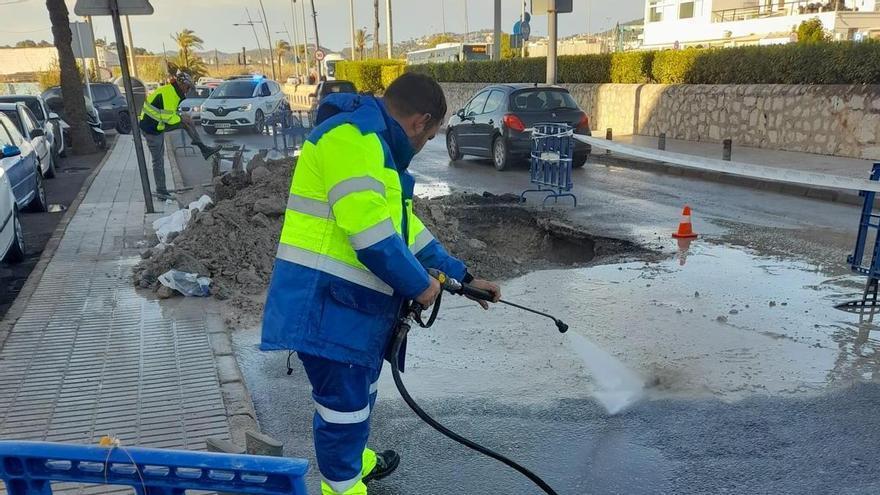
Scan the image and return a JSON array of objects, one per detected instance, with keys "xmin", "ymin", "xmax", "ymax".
[{"xmin": 177, "ymin": 133, "xmax": 880, "ymax": 494}]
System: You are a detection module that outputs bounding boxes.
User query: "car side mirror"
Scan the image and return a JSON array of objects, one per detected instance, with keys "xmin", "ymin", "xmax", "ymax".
[
  {"xmin": 48, "ymin": 112, "xmax": 60, "ymax": 120},
  {"xmin": 1, "ymin": 144, "xmax": 21, "ymax": 158},
  {"xmin": 30, "ymin": 128, "xmax": 44, "ymax": 138},
  {"xmin": 456, "ymin": 109, "xmax": 465, "ymax": 119}
]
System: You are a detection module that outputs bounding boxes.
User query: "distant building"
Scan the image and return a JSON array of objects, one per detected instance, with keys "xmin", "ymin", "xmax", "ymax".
[
  {"xmin": 642, "ymin": 0, "xmax": 880, "ymax": 49},
  {"xmin": 527, "ymin": 38, "xmax": 603, "ymax": 57}
]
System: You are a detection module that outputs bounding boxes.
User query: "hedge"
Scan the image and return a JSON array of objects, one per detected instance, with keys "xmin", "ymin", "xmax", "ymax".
[
  {"xmin": 336, "ymin": 59, "xmax": 404, "ymax": 93},
  {"xmin": 395, "ymin": 41, "xmax": 880, "ymax": 85}
]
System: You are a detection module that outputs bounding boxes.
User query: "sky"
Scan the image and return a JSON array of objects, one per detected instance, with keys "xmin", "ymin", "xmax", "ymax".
[{"xmin": 2, "ymin": 0, "xmax": 644, "ymax": 53}]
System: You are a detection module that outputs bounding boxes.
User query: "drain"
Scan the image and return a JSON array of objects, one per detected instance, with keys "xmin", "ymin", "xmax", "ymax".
[{"xmin": 47, "ymin": 204, "xmax": 67, "ymax": 213}]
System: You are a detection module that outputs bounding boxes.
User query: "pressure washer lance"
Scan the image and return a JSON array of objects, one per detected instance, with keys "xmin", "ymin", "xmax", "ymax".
[{"xmin": 389, "ymin": 269, "xmax": 567, "ymax": 495}]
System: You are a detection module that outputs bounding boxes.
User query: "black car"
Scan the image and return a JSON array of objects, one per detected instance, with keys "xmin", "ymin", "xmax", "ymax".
[
  {"xmin": 42, "ymin": 82, "xmax": 132, "ymax": 134},
  {"xmin": 308, "ymin": 80, "xmax": 357, "ymax": 125},
  {"xmin": 446, "ymin": 84, "xmax": 592, "ymax": 171}
]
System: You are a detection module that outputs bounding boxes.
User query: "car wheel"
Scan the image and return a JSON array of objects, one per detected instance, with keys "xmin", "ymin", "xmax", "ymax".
[
  {"xmin": 115, "ymin": 110, "xmax": 132, "ymax": 134},
  {"xmin": 252, "ymin": 110, "xmax": 265, "ymax": 134},
  {"xmin": 446, "ymin": 130, "xmax": 463, "ymax": 161},
  {"xmin": 573, "ymin": 153, "xmax": 589, "ymax": 169},
  {"xmin": 28, "ymin": 170, "xmax": 47, "ymax": 212},
  {"xmin": 492, "ymin": 135, "xmax": 511, "ymax": 171},
  {"xmin": 4, "ymin": 207, "xmax": 25, "ymax": 263},
  {"xmin": 204, "ymin": 125, "xmax": 217, "ymax": 135},
  {"xmin": 44, "ymin": 151, "xmax": 57, "ymax": 179}
]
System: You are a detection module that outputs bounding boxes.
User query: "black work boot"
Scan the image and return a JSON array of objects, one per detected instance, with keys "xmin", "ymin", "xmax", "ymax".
[
  {"xmin": 362, "ymin": 450, "xmax": 400, "ymax": 484},
  {"xmin": 198, "ymin": 143, "xmax": 222, "ymax": 160}
]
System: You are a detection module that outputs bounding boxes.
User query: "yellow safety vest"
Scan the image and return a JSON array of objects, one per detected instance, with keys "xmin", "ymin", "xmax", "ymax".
[{"xmin": 139, "ymin": 83, "xmax": 182, "ymax": 132}]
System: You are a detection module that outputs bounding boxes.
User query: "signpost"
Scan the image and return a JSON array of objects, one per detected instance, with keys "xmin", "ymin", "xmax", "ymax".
[
  {"xmin": 531, "ymin": 0, "xmax": 570, "ymax": 84},
  {"xmin": 75, "ymin": 0, "xmax": 155, "ymax": 214},
  {"xmin": 69, "ymin": 22, "xmax": 95, "ymax": 102},
  {"xmin": 314, "ymin": 49, "xmax": 325, "ymax": 61}
]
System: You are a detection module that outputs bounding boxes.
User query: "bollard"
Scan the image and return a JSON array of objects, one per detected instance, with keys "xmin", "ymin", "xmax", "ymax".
[
  {"xmin": 246, "ymin": 431, "xmax": 284, "ymax": 457},
  {"xmin": 658, "ymin": 132, "xmax": 666, "ymax": 151},
  {"xmin": 722, "ymin": 138, "xmax": 732, "ymax": 161},
  {"xmin": 605, "ymin": 128, "xmax": 613, "ymax": 140}
]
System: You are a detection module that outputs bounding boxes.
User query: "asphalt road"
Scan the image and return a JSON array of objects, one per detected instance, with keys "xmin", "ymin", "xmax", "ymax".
[
  {"xmin": 0, "ymin": 137, "xmax": 112, "ymax": 320},
  {"xmin": 174, "ymin": 130, "xmax": 880, "ymax": 494}
]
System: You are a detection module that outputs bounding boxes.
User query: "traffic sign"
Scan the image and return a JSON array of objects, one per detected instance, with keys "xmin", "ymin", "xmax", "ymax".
[
  {"xmin": 531, "ymin": 0, "xmax": 573, "ymax": 14},
  {"xmin": 74, "ymin": 0, "xmax": 154, "ymax": 16},
  {"xmin": 315, "ymin": 49, "xmax": 326, "ymax": 61}
]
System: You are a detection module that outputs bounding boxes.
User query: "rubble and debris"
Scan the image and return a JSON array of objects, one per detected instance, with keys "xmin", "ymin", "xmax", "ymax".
[{"xmin": 158, "ymin": 269, "xmax": 212, "ymax": 297}]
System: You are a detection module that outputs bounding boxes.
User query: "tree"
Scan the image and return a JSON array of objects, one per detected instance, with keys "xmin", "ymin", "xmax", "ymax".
[
  {"xmin": 373, "ymin": 0, "xmax": 380, "ymax": 59},
  {"xmin": 45, "ymin": 0, "xmax": 96, "ymax": 154},
  {"xmin": 16, "ymin": 40, "xmax": 38, "ymax": 48},
  {"xmin": 355, "ymin": 29, "xmax": 372, "ymax": 60},
  {"xmin": 276, "ymin": 40, "xmax": 291, "ymax": 68},
  {"xmin": 797, "ymin": 18, "xmax": 830, "ymax": 44},
  {"xmin": 172, "ymin": 29, "xmax": 206, "ymax": 78},
  {"xmin": 427, "ymin": 33, "xmax": 458, "ymax": 48}
]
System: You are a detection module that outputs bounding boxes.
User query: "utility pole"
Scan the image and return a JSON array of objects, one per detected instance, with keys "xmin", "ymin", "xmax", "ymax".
[
  {"xmin": 300, "ymin": 0, "xmax": 311, "ymax": 77},
  {"xmin": 124, "ymin": 15, "xmax": 138, "ymax": 78},
  {"xmin": 464, "ymin": 0, "xmax": 469, "ymax": 44},
  {"xmin": 240, "ymin": 9, "xmax": 265, "ymax": 75},
  {"xmin": 258, "ymin": 0, "xmax": 277, "ymax": 80},
  {"xmin": 492, "ymin": 0, "xmax": 500, "ymax": 60},
  {"xmin": 521, "ymin": 0, "xmax": 526, "ymax": 58},
  {"xmin": 385, "ymin": 0, "xmax": 393, "ymax": 58},
  {"xmin": 349, "ymin": 0, "xmax": 356, "ymax": 61},
  {"xmin": 547, "ymin": 0, "xmax": 557, "ymax": 84},
  {"xmin": 290, "ymin": 1, "xmax": 301, "ymax": 77},
  {"xmin": 373, "ymin": 0, "xmax": 380, "ymax": 59},
  {"xmin": 441, "ymin": 0, "xmax": 446, "ymax": 34},
  {"xmin": 161, "ymin": 41, "xmax": 169, "ymax": 78},
  {"xmin": 310, "ymin": 0, "xmax": 322, "ymax": 79}
]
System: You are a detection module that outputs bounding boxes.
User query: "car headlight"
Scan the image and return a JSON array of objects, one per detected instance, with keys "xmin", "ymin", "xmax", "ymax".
[
  {"xmin": 238, "ymin": 104, "xmax": 252, "ymax": 112},
  {"xmin": 192, "ymin": 105, "xmax": 201, "ymax": 112}
]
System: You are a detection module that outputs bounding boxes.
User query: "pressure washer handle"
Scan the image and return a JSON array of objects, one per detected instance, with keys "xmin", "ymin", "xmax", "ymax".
[
  {"xmin": 459, "ymin": 284, "xmax": 496, "ymax": 302},
  {"xmin": 427, "ymin": 268, "xmax": 496, "ymax": 302}
]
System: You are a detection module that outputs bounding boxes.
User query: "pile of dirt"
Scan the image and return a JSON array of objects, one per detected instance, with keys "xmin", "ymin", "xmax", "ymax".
[
  {"xmin": 134, "ymin": 152, "xmax": 293, "ymax": 320},
  {"xmin": 134, "ymin": 163, "xmax": 643, "ymax": 326}
]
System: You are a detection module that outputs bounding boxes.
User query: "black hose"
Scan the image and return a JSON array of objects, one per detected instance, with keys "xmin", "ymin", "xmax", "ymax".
[{"xmin": 389, "ymin": 325, "xmax": 560, "ymax": 495}]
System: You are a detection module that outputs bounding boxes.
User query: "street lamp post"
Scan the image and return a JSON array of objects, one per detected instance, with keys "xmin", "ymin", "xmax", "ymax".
[
  {"xmin": 349, "ymin": 0, "xmax": 356, "ymax": 61},
  {"xmin": 257, "ymin": 0, "xmax": 277, "ymax": 80},
  {"xmin": 546, "ymin": 0, "xmax": 557, "ymax": 84},
  {"xmin": 233, "ymin": 9, "xmax": 266, "ymax": 75},
  {"xmin": 299, "ymin": 0, "xmax": 312, "ymax": 78}
]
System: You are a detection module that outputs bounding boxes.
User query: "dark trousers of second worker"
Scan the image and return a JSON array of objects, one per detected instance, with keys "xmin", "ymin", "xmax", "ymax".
[{"xmin": 299, "ymin": 352, "xmax": 381, "ymax": 495}]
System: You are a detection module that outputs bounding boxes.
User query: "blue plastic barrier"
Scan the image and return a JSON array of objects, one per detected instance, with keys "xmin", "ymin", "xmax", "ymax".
[
  {"xmin": 0, "ymin": 441, "xmax": 309, "ymax": 495},
  {"xmin": 520, "ymin": 123, "xmax": 577, "ymax": 207},
  {"xmin": 264, "ymin": 109, "xmax": 310, "ymax": 155},
  {"xmin": 848, "ymin": 163, "xmax": 880, "ymax": 278}
]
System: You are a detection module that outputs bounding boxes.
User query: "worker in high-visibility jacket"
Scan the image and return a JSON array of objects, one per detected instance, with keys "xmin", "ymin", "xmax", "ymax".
[
  {"xmin": 261, "ymin": 73, "xmax": 501, "ymax": 495},
  {"xmin": 139, "ymin": 71, "xmax": 220, "ymax": 199}
]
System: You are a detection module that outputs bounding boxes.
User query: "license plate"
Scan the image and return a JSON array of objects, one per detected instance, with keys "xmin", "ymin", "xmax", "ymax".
[{"xmin": 215, "ymin": 123, "xmax": 232, "ymax": 129}]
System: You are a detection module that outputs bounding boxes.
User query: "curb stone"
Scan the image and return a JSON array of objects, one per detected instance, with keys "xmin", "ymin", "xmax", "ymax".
[{"xmin": 0, "ymin": 140, "xmax": 115, "ymax": 350}]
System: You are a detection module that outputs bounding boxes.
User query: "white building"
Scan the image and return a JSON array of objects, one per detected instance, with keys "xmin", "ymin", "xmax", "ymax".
[{"xmin": 642, "ymin": 0, "xmax": 880, "ymax": 49}]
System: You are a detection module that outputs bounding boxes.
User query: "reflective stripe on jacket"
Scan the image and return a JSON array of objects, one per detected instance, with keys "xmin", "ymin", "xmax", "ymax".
[
  {"xmin": 261, "ymin": 94, "xmax": 466, "ymax": 370},
  {"xmin": 139, "ymin": 83, "xmax": 181, "ymax": 132}
]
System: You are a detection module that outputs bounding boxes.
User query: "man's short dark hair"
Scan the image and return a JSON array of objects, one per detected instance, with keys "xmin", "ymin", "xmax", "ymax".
[{"xmin": 383, "ymin": 72, "xmax": 447, "ymax": 128}]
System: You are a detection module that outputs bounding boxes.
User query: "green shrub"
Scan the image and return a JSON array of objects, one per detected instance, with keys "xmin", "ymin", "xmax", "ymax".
[
  {"xmin": 336, "ymin": 59, "xmax": 404, "ymax": 93},
  {"xmin": 610, "ymin": 51, "xmax": 654, "ymax": 83},
  {"xmin": 380, "ymin": 64, "xmax": 405, "ymax": 89},
  {"xmin": 651, "ymin": 49, "xmax": 700, "ymax": 83}
]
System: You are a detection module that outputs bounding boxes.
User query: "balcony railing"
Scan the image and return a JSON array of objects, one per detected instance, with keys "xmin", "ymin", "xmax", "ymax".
[{"xmin": 711, "ymin": 0, "xmax": 853, "ymax": 23}]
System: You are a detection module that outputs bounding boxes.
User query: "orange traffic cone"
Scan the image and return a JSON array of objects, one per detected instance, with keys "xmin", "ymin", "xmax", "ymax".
[{"xmin": 672, "ymin": 205, "xmax": 699, "ymax": 239}]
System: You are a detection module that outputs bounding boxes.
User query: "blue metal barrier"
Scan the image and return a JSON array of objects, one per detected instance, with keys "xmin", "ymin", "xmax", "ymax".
[
  {"xmin": 838, "ymin": 163, "xmax": 880, "ymax": 315},
  {"xmin": 0, "ymin": 441, "xmax": 309, "ymax": 495},
  {"xmin": 520, "ymin": 123, "xmax": 577, "ymax": 207},
  {"xmin": 265, "ymin": 109, "xmax": 310, "ymax": 155}
]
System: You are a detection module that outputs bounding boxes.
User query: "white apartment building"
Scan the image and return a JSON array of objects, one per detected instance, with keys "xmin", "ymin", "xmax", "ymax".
[{"xmin": 642, "ymin": 0, "xmax": 880, "ymax": 48}]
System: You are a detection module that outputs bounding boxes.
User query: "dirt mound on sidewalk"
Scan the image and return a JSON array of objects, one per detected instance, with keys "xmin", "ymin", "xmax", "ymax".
[{"xmin": 134, "ymin": 160, "xmax": 642, "ymax": 327}]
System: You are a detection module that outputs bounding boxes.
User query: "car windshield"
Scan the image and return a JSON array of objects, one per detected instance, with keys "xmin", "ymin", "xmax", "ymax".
[
  {"xmin": 510, "ymin": 89, "xmax": 579, "ymax": 112},
  {"xmin": 0, "ymin": 110, "xmax": 22, "ymax": 133},
  {"xmin": 191, "ymin": 87, "xmax": 212, "ymax": 98},
  {"xmin": 212, "ymin": 81, "xmax": 257, "ymax": 99},
  {"xmin": 0, "ymin": 98, "xmax": 43, "ymax": 121}
]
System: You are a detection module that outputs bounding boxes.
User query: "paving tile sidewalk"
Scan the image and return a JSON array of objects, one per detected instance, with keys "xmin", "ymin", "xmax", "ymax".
[
  {"xmin": 611, "ymin": 134, "xmax": 876, "ymax": 180},
  {"xmin": 0, "ymin": 136, "xmax": 232, "ymax": 492}
]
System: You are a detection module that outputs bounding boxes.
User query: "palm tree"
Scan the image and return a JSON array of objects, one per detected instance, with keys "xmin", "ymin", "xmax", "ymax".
[
  {"xmin": 355, "ymin": 29, "xmax": 371, "ymax": 60},
  {"xmin": 275, "ymin": 40, "xmax": 291, "ymax": 68},
  {"xmin": 45, "ymin": 0, "xmax": 96, "ymax": 154},
  {"xmin": 172, "ymin": 29, "xmax": 206, "ymax": 78},
  {"xmin": 373, "ymin": 0, "xmax": 380, "ymax": 59}
]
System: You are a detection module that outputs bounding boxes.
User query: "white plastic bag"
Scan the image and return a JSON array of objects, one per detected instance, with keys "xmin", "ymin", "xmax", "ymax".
[
  {"xmin": 158, "ymin": 269, "xmax": 211, "ymax": 297},
  {"xmin": 152, "ymin": 209, "xmax": 191, "ymax": 243}
]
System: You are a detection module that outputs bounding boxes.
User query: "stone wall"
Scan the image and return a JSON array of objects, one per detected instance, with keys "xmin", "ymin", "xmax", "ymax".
[{"xmin": 439, "ymin": 82, "xmax": 880, "ymax": 160}]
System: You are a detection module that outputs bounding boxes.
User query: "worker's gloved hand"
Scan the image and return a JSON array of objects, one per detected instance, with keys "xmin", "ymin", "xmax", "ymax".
[
  {"xmin": 467, "ymin": 279, "xmax": 501, "ymax": 310},
  {"xmin": 415, "ymin": 277, "xmax": 442, "ymax": 308}
]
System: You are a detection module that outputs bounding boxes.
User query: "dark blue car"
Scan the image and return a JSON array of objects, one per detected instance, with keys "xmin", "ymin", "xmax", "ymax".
[{"xmin": 0, "ymin": 112, "xmax": 46, "ymax": 212}]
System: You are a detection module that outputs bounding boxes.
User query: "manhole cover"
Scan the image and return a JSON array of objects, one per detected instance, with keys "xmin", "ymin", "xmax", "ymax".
[
  {"xmin": 47, "ymin": 204, "xmax": 67, "ymax": 213},
  {"xmin": 60, "ymin": 167, "xmax": 91, "ymax": 174}
]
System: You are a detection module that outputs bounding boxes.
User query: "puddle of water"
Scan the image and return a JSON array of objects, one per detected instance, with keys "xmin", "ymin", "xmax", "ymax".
[{"xmin": 566, "ymin": 332, "xmax": 644, "ymax": 414}]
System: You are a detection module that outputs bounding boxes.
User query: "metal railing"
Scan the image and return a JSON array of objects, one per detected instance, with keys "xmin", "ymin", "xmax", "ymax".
[
  {"xmin": 711, "ymin": 0, "xmax": 851, "ymax": 23},
  {"xmin": 520, "ymin": 123, "xmax": 578, "ymax": 207}
]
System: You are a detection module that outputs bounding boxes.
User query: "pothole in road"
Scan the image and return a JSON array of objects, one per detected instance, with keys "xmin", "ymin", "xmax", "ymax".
[{"xmin": 415, "ymin": 193, "xmax": 649, "ymax": 280}]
